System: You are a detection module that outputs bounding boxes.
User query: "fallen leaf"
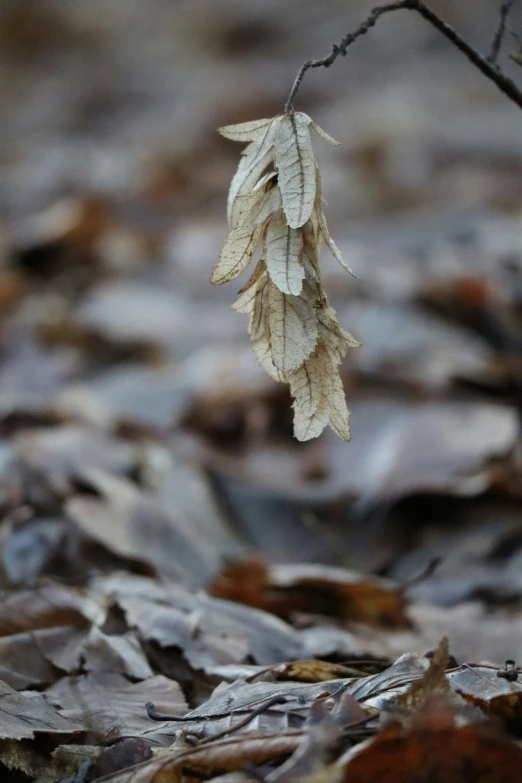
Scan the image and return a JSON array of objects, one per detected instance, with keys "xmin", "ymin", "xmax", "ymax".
[
  {"xmin": 100, "ymin": 732, "xmax": 303, "ymax": 783},
  {"xmin": 210, "ymin": 560, "xmax": 409, "ymax": 627},
  {"xmin": 45, "ymin": 672, "xmax": 186, "ymax": 741},
  {"xmin": 82, "ymin": 627, "xmax": 153, "ymax": 680},
  {"xmin": 98, "ymin": 573, "xmax": 303, "ymax": 670},
  {"xmin": 0, "ymin": 680, "xmax": 82, "ymax": 740},
  {"xmin": 338, "ymin": 720, "xmax": 522, "ymax": 783}
]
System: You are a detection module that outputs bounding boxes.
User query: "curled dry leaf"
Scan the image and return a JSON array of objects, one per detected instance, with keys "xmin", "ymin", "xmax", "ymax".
[
  {"xmin": 314, "ymin": 165, "xmax": 356, "ymax": 278},
  {"xmin": 308, "ymin": 118, "xmax": 341, "ymax": 146},
  {"xmin": 215, "ymin": 111, "xmax": 360, "ymax": 441}
]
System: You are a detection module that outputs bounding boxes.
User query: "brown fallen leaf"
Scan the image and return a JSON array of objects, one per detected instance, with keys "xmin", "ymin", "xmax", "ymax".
[
  {"xmin": 157, "ymin": 677, "xmax": 352, "ymax": 741},
  {"xmin": 0, "ymin": 581, "xmax": 99, "ymax": 634},
  {"xmin": 45, "ymin": 672, "xmax": 187, "ymax": 742},
  {"xmin": 98, "ymin": 572, "xmax": 303, "ymax": 670},
  {"xmin": 96, "ymin": 731, "xmax": 303, "ymax": 783},
  {"xmin": 66, "ymin": 466, "xmax": 243, "ymax": 588},
  {"xmin": 209, "ymin": 559, "xmax": 409, "ymax": 628},
  {"xmin": 0, "ymin": 679, "xmax": 82, "ymax": 740},
  {"xmin": 0, "ymin": 581, "xmax": 98, "ymax": 689},
  {"xmin": 448, "ymin": 663, "xmax": 522, "ymax": 734},
  {"xmin": 82, "ymin": 627, "xmax": 153, "ymax": 680},
  {"xmin": 0, "ymin": 625, "xmax": 87, "ymax": 690},
  {"xmin": 391, "ymin": 637, "xmax": 451, "ymax": 724},
  {"xmin": 337, "ymin": 716, "xmax": 522, "ymax": 783},
  {"xmin": 274, "ymin": 660, "xmax": 372, "ymax": 684}
]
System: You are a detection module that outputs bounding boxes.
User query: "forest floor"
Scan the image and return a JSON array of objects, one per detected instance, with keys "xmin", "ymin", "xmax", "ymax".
[{"xmin": 2, "ymin": 1, "xmax": 522, "ymax": 780}]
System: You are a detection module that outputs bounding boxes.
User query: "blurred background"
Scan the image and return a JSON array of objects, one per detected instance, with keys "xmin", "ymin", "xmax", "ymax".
[{"xmin": 1, "ymin": 0, "xmax": 522, "ymax": 659}]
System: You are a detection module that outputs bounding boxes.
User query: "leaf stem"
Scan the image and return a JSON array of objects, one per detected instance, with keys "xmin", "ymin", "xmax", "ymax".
[{"xmin": 488, "ymin": 0, "xmax": 517, "ymax": 64}]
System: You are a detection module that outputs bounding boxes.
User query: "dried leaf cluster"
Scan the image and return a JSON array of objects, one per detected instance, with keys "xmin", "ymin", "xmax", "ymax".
[{"xmin": 211, "ymin": 113, "xmax": 360, "ymax": 441}]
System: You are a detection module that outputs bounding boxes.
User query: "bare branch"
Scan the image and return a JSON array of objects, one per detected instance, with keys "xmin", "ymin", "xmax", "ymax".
[
  {"xmin": 285, "ymin": 0, "xmax": 522, "ymax": 115},
  {"xmin": 488, "ymin": 0, "xmax": 517, "ymax": 65}
]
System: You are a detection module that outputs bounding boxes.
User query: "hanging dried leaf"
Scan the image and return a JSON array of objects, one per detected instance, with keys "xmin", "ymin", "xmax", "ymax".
[
  {"xmin": 231, "ymin": 271, "xmax": 266, "ymax": 314},
  {"xmin": 211, "ymin": 225, "xmax": 262, "ymax": 285},
  {"xmin": 238, "ymin": 184, "xmax": 282, "ymax": 232},
  {"xmin": 227, "ymin": 119, "xmax": 280, "ymax": 229},
  {"xmin": 219, "ymin": 118, "xmax": 275, "ymax": 142},
  {"xmin": 268, "ymin": 282, "xmax": 317, "ymax": 373},
  {"xmin": 237, "ymin": 258, "xmax": 267, "ymax": 294},
  {"xmin": 288, "ymin": 357, "xmax": 322, "ymax": 422},
  {"xmin": 252, "ymin": 335, "xmax": 286, "ymax": 382},
  {"xmin": 216, "ymin": 112, "xmax": 360, "ymax": 441},
  {"xmin": 308, "ymin": 118, "xmax": 341, "ymax": 146},
  {"xmin": 248, "ymin": 276, "xmax": 269, "ymax": 340},
  {"xmin": 275, "ymin": 113, "xmax": 316, "ymax": 229},
  {"xmin": 316, "ymin": 344, "xmax": 351, "ymax": 441},
  {"xmin": 325, "ymin": 373, "xmax": 351, "ymax": 442},
  {"xmin": 317, "ymin": 307, "xmax": 361, "ymax": 363},
  {"xmin": 265, "ymin": 211, "xmax": 305, "ymax": 295},
  {"xmin": 293, "ymin": 390, "xmax": 330, "ymax": 442},
  {"xmin": 314, "ymin": 165, "xmax": 356, "ymax": 277}
]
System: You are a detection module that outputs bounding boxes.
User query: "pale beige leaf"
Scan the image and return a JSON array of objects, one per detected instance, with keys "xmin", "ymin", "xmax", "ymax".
[
  {"xmin": 265, "ymin": 211, "xmax": 305, "ymax": 296},
  {"xmin": 293, "ymin": 391, "xmax": 330, "ymax": 442},
  {"xmin": 248, "ymin": 277, "xmax": 269, "ymax": 340},
  {"xmin": 231, "ymin": 269, "xmax": 267, "ymax": 312},
  {"xmin": 211, "ymin": 225, "xmax": 261, "ymax": 285},
  {"xmin": 227, "ymin": 119, "xmax": 280, "ymax": 229},
  {"xmin": 318, "ymin": 346, "xmax": 351, "ymax": 441},
  {"xmin": 268, "ymin": 282, "xmax": 317, "ymax": 372},
  {"xmin": 237, "ymin": 258, "xmax": 266, "ymax": 294},
  {"xmin": 339, "ymin": 324, "xmax": 362, "ymax": 348},
  {"xmin": 238, "ymin": 185, "xmax": 282, "ymax": 232},
  {"xmin": 300, "ymin": 219, "xmax": 325, "ymax": 294},
  {"xmin": 308, "ymin": 118, "xmax": 340, "ymax": 146},
  {"xmin": 234, "ymin": 189, "xmax": 267, "ymax": 225},
  {"xmin": 327, "ymin": 374, "xmax": 351, "ymax": 441},
  {"xmin": 318, "ymin": 210, "xmax": 357, "ymax": 278},
  {"xmin": 252, "ymin": 335, "xmax": 286, "ymax": 382},
  {"xmin": 317, "ymin": 305, "xmax": 361, "ymax": 362},
  {"xmin": 218, "ymin": 118, "xmax": 275, "ymax": 142},
  {"xmin": 288, "ymin": 357, "xmax": 322, "ymax": 421},
  {"xmin": 234, "ymin": 174, "xmax": 276, "ymax": 226},
  {"xmin": 312, "ymin": 164, "xmax": 356, "ymax": 277},
  {"xmin": 301, "ymin": 250, "xmax": 319, "ymax": 285},
  {"xmin": 275, "ymin": 113, "xmax": 316, "ymax": 229}
]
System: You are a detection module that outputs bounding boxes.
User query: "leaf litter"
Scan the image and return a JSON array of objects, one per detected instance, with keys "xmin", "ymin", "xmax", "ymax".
[{"xmin": 3, "ymin": 2, "xmax": 522, "ymax": 781}]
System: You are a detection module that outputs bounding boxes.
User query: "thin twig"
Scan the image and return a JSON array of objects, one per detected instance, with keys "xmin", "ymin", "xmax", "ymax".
[
  {"xmin": 285, "ymin": 0, "xmax": 522, "ymax": 115},
  {"xmin": 488, "ymin": 0, "xmax": 517, "ymax": 64},
  {"xmin": 200, "ymin": 695, "xmax": 287, "ymax": 744},
  {"xmin": 146, "ymin": 695, "xmax": 287, "ymax": 723}
]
